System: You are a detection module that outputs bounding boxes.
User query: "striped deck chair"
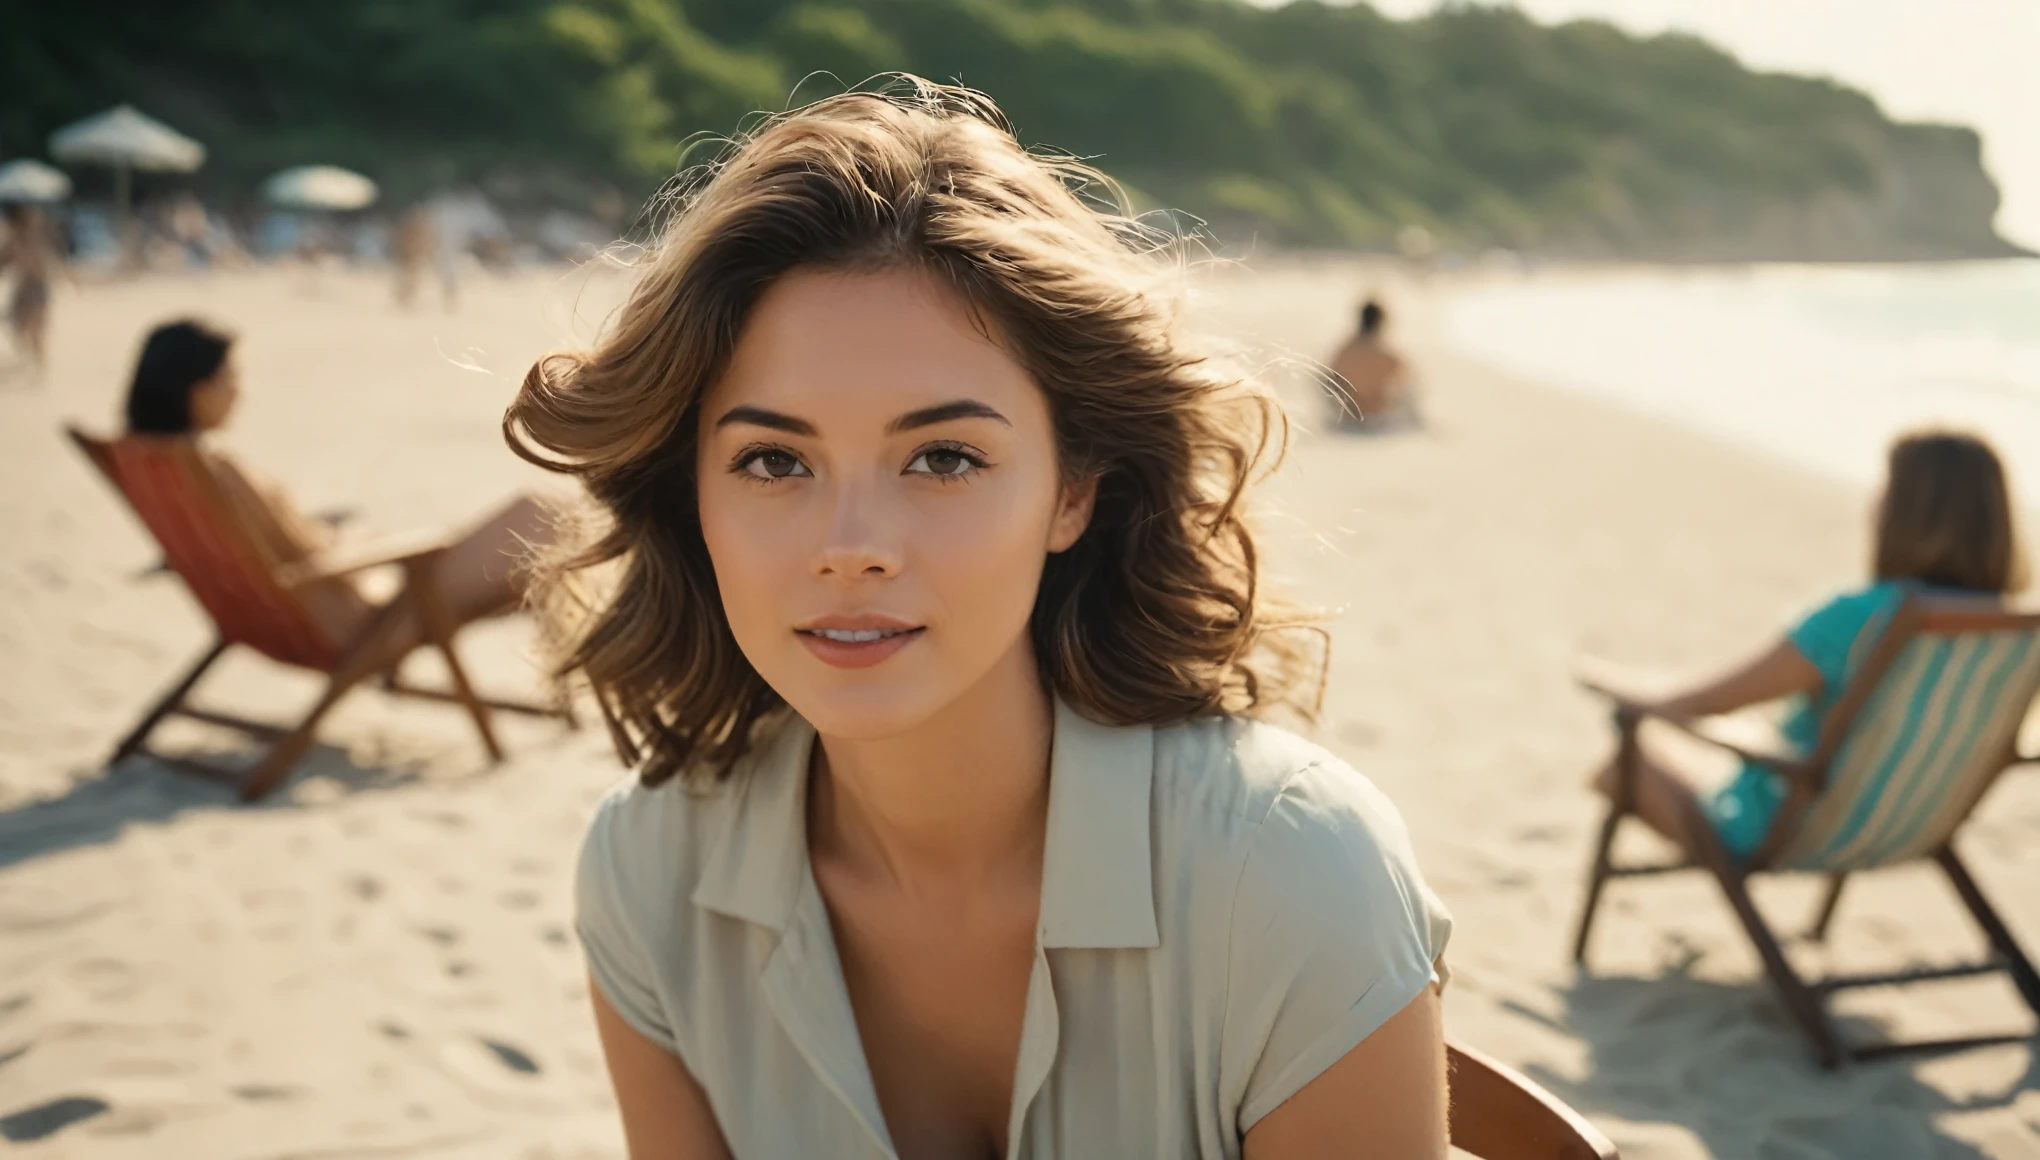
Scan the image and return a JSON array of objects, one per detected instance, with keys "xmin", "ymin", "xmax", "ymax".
[
  {"xmin": 1573, "ymin": 594, "xmax": 2040, "ymax": 1067},
  {"xmin": 68, "ymin": 426, "xmax": 572, "ymax": 801}
]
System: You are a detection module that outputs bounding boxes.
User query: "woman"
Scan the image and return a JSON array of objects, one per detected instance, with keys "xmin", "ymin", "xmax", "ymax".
[
  {"xmin": 509, "ymin": 83, "xmax": 1452, "ymax": 1159},
  {"xmin": 122, "ymin": 318, "xmax": 548, "ymax": 642},
  {"xmin": 1592, "ymin": 430, "xmax": 2026, "ymax": 858}
]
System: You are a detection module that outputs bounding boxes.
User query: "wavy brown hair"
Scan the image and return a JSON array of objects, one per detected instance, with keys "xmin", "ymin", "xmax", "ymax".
[{"xmin": 505, "ymin": 79, "xmax": 1321, "ymax": 786}]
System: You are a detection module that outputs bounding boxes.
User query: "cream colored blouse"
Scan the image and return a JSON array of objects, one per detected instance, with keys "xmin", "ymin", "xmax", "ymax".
[{"xmin": 576, "ymin": 700, "xmax": 1452, "ymax": 1159}]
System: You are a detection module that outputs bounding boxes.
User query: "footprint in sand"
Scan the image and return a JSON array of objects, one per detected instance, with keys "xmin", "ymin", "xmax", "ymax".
[
  {"xmin": 229, "ymin": 1083, "xmax": 303, "ymax": 1102},
  {"xmin": 479, "ymin": 1038, "xmax": 540, "ymax": 1075},
  {"xmin": 434, "ymin": 1034, "xmax": 546, "ymax": 1102},
  {"xmin": 69, "ymin": 958, "xmax": 139, "ymax": 1002},
  {"xmin": 241, "ymin": 886, "xmax": 302, "ymax": 911},
  {"xmin": 412, "ymin": 808, "xmax": 470, "ymax": 831},
  {"xmin": 0, "ymin": 1096, "xmax": 111, "ymax": 1143}
]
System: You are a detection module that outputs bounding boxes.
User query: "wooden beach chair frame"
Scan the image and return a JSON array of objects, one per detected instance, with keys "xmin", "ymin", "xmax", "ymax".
[
  {"xmin": 1448, "ymin": 1040, "xmax": 1620, "ymax": 1160},
  {"xmin": 1572, "ymin": 596, "xmax": 2040, "ymax": 1067},
  {"xmin": 69, "ymin": 426, "xmax": 574, "ymax": 802}
]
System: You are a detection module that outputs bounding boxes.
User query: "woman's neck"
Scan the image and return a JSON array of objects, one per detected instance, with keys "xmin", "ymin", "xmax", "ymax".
[{"xmin": 807, "ymin": 643, "xmax": 1052, "ymax": 901}]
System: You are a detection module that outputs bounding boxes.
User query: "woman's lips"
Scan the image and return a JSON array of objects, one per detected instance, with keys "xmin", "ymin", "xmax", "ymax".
[{"xmin": 795, "ymin": 625, "xmax": 926, "ymax": 669}]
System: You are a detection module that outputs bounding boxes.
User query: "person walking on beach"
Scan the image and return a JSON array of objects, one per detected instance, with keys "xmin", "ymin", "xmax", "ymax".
[
  {"xmin": 0, "ymin": 204, "xmax": 63, "ymax": 376},
  {"xmin": 1589, "ymin": 430, "xmax": 2025, "ymax": 858},
  {"xmin": 392, "ymin": 204, "xmax": 438, "ymax": 309},
  {"xmin": 1327, "ymin": 297, "xmax": 1415, "ymax": 431},
  {"xmin": 513, "ymin": 82, "xmax": 1453, "ymax": 1159}
]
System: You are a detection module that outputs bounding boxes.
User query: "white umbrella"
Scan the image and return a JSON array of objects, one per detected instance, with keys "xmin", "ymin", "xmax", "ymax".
[
  {"xmin": 49, "ymin": 105, "xmax": 205, "ymax": 172},
  {"xmin": 0, "ymin": 160, "xmax": 72, "ymax": 203},
  {"xmin": 49, "ymin": 105, "xmax": 206, "ymax": 249},
  {"xmin": 263, "ymin": 165, "xmax": 378, "ymax": 211}
]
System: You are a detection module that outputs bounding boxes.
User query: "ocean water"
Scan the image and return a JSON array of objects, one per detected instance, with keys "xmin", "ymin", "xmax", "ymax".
[{"xmin": 1436, "ymin": 259, "xmax": 2040, "ymax": 506}]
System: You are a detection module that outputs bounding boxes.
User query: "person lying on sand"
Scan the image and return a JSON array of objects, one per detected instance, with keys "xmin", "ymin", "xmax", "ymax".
[
  {"xmin": 1589, "ymin": 430, "xmax": 2025, "ymax": 857},
  {"xmin": 1326, "ymin": 298, "xmax": 1417, "ymax": 432},
  {"xmin": 119, "ymin": 318, "xmax": 550, "ymax": 641}
]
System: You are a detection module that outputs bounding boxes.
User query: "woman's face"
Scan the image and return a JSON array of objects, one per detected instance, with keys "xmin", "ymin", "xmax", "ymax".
[
  {"xmin": 696, "ymin": 266, "xmax": 1094, "ymax": 740},
  {"xmin": 188, "ymin": 351, "xmax": 241, "ymax": 432}
]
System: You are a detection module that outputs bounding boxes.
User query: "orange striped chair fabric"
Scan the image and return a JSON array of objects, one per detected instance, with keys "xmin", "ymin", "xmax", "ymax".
[{"xmin": 100, "ymin": 437, "xmax": 341, "ymax": 670}]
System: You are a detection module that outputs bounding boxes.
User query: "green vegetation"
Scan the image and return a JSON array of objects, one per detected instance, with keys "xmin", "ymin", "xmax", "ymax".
[{"xmin": 5, "ymin": 0, "xmax": 2016, "ymax": 257}]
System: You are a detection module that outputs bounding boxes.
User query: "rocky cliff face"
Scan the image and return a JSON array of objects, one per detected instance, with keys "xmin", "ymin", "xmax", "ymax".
[{"xmin": 1547, "ymin": 123, "xmax": 2020, "ymax": 262}]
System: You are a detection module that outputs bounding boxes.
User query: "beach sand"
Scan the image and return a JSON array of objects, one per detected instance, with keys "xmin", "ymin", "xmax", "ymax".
[{"xmin": 1, "ymin": 261, "xmax": 2035, "ymax": 1159}]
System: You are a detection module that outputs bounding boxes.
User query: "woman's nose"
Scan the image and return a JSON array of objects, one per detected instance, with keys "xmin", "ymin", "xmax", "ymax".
[{"xmin": 811, "ymin": 481, "xmax": 903, "ymax": 582}]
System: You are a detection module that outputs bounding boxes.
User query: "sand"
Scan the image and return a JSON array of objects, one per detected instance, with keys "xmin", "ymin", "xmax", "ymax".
[{"xmin": 1, "ymin": 260, "xmax": 2036, "ymax": 1159}]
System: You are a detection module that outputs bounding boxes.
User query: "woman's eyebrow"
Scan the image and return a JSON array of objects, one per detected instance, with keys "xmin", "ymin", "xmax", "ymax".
[
  {"xmin": 887, "ymin": 399, "xmax": 1011, "ymax": 433},
  {"xmin": 714, "ymin": 405, "xmax": 818, "ymax": 435}
]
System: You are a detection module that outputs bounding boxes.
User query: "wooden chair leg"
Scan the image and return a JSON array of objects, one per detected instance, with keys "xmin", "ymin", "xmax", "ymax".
[
  {"xmin": 1937, "ymin": 847, "xmax": 2040, "ymax": 1018},
  {"xmin": 1694, "ymin": 825, "xmax": 1844, "ymax": 1067},
  {"xmin": 1576, "ymin": 711, "xmax": 1643, "ymax": 966},
  {"xmin": 1808, "ymin": 872, "xmax": 1847, "ymax": 942},
  {"xmin": 112, "ymin": 638, "xmax": 231, "ymax": 764},
  {"xmin": 237, "ymin": 604, "xmax": 407, "ymax": 802},
  {"xmin": 406, "ymin": 561, "xmax": 503, "ymax": 763},
  {"xmin": 1572, "ymin": 802, "xmax": 1624, "ymax": 965}
]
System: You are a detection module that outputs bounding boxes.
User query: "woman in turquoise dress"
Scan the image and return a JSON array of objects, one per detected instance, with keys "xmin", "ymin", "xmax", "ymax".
[{"xmin": 1592, "ymin": 431, "xmax": 2026, "ymax": 859}]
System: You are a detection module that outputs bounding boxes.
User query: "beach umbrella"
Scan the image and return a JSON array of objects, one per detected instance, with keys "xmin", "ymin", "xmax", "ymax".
[
  {"xmin": 49, "ymin": 104, "xmax": 205, "ymax": 241},
  {"xmin": 263, "ymin": 165, "xmax": 378, "ymax": 212},
  {"xmin": 0, "ymin": 160, "xmax": 72, "ymax": 203}
]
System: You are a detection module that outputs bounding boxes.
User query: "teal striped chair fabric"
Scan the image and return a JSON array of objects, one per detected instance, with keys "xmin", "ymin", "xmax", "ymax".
[{"xmin": 1775, "ymin": 626, "xmax": 2040, "ymax": 871}]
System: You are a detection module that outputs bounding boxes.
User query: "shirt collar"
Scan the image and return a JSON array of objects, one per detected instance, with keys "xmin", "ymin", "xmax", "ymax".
[{"xmin": 691, "ymin": 699, "xmax": 1159, "ymax": 950}]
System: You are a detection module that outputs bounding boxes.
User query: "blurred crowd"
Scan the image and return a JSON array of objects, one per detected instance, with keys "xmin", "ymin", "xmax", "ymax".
[{"xmin": 0, "ymin": 187, "xmax": 621, "ymax": 280}]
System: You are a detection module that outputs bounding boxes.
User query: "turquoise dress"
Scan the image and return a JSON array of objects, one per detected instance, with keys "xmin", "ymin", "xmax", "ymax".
[{"xmin": 1702, "ymin": 582, "xmax": 1908, "ymax": 858}]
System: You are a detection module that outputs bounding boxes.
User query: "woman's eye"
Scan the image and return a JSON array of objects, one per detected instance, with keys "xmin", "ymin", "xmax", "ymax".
[
  {"xmin": 741, "ymin": 449, "xmax": 810, "ymax": 480},
  {"xmin": 906, "ymin": 447, "xmax": 982, "ymax": 479}
]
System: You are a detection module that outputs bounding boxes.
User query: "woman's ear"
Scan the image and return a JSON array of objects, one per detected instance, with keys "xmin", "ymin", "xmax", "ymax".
[{"xmin": 1047, "ymin": 473, "xmax": 1098, "ymax": 553}]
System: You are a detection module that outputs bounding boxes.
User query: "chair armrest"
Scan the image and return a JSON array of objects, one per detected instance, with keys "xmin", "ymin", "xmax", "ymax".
[
  {"xmin": 1447, "ymin": 1040, "xmax": 1619, "ymax": 1160},
  {"xmin": 1578, "ymin": 675, "xmax": 1815, "ymax": 782},
  {"xmin": 1673, "ymin": 716, "xmax": 1815, "ymax": 780},
  {"xmin": 276, "ymin": 529, "xmax": 456, "ymax": 587}
]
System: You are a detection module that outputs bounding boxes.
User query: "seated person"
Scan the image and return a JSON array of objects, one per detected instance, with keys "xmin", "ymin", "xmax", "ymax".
[
  {"xmin": 120, "ymin": 318, "xmax": 549, "ymax": 645},
  {"xmin": 1326, "ymin": 298, "xmax": 1414, "ymax": 430},
  {"xmin": 1591, "ymin": 431, "xmax": 2026, "ymax": 858}
]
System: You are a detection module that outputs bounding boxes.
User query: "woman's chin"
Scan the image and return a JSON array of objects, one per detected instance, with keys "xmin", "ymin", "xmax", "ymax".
[{"xmin": 780, "ymin": 682, "xmax": 956, "ymax": 743}]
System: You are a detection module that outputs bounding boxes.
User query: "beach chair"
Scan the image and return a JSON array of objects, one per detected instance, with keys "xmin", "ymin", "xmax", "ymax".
[
  {"xmin": 1573, "ymin": 595, "xmax": 2040, "ymax": 1067},
  {"xmin": 1448, "ymin": 1040, "xmax": 1619, "ymax": 1160},
  {"xmin": 67, "ymin": 426, "xmax": 572, "ymax": 801}
]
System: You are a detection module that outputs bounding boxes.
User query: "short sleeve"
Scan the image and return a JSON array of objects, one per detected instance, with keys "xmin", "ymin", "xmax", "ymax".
[
  {"xmin": 1223, "ymin": 759, "xmax": 1452, "ymax": 1133},
  {"xmin": 575, "ymin": 790, "xmax": 680, "ymax": 1055},
  {"xmin": 1787, "ymin": 583, "xmax": 1903, "ymax": 689}
]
